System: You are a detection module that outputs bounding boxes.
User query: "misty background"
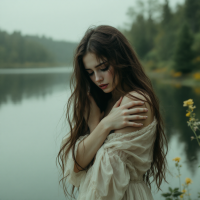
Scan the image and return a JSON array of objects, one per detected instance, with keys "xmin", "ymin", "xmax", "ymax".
[{"xmin": 0, "ymin": 0, "xmax": 200, "ymax": 200}]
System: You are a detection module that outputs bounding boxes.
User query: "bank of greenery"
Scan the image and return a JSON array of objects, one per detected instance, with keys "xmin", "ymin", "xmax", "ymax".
[
  {"xmin": 122, "ymin": 0, "xmax": 200, "ymax": 77},
  {"xmin": 0, "ymin": 30, "xmax": 78, "ymax": 68}
]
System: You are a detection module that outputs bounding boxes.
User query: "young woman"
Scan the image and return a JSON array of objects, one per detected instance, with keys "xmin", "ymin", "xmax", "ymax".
[{"xmin": 57, "ymin": 25, "xmax": 168, "ymax": 200}]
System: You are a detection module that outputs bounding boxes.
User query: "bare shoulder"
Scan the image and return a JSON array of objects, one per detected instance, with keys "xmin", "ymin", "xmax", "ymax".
[{"xmin": 113, "ymin": 91, "xmax": 154, "ymax": 134}]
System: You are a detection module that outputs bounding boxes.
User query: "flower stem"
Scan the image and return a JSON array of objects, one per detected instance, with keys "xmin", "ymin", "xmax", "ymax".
[
  {"xmin": 190, "ymin": 125, "xmax": 200, "ymax": 146},
  {"xmin": 178, "ymin": 165, "xmax": 181, "ymax": 191}
]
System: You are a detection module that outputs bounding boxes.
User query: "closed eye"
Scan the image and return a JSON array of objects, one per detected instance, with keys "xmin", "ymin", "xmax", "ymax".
[
  {"xmin": 88, "ymin": 65, "xmax": 110, "ymax": 76},
  {"xmin": 101, "ymin": 64, "xmax": 110, "ymax": 71}
]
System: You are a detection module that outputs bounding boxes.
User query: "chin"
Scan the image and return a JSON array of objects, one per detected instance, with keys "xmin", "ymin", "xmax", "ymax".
[
  {"xmin": 104, "ymin": 90, "xmax": 111, "ymax": 93},
  {"xmin": 103, "ymin": 87, "xmax": 113, "ymax": 93}
]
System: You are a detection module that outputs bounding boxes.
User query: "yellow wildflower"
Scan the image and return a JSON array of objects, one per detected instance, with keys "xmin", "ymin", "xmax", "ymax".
[
  {"xmin": 173, "ymin": 157, "xmax": 181, "ymax": 162},
  {"xmin": 189, "ymin": 118, "xmax": 195, "ymax": 121},
  {"xmin": 180, "ymin": 194, "xmax": 184, "ymax": 198},
  {"xmin": 194, "ymin": 87, "xmax": 200, "ymax": 95},
  {"xmin": 193, "ymin": 72, "xmax": 200, "ymax": 80},
  {"xmin": 173, "ymin": 72, "xmax": 182, "ymax": 77},
  {"xmin": 183, "ymin": 99, "xmax": 194, "ymax": 107},
  {"xmin": 186, "ymin": 112, "xmax": 190, "ymax": 117},
  {"xmin": 185, "ymin": 177, "xmax": 192, "ymax": 185},
  {"xmin": 182, "ymin": 189, "xmax": 186, "ymax": 193},
  {"xmin": 189, "ymin": 105, "xmax": 196, "ymax": 110}
]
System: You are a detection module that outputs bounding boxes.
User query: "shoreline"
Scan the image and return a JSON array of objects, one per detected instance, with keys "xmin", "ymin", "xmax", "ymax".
[{"xmin": 147, "ymin": 70, "xmax": 200, "ymax": 87}]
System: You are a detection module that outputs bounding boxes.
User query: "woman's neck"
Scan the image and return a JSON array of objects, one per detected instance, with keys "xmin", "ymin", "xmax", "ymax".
[
  {"xmin": 110, "ymin": 90, "xmax": 121, "ymax": 104},
  {"xmin": 110, "ymin": 83, "xmax": 132, "ymax": 104}
]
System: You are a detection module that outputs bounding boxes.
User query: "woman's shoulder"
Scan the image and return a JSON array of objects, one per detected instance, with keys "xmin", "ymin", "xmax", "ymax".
[
  {"xmin": 122, "ymin": 90, "xmax": 151, "ymax": 104},
  {"xmin": 114, "ymin": 90, "xmax": 154, "ymax": 134}
]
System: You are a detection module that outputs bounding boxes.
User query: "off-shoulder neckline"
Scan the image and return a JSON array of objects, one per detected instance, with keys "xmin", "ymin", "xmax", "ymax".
[{"xmin": 105, "ymin": 116, "xmax": 157, "ymax": 141}]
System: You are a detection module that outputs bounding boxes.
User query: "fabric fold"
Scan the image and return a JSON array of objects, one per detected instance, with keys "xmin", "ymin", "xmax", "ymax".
[
  {"xmin": 77, "ymin": 116, "xmax": 157, "ymax": 200},
  {"xmin": 62, "ymin": 116, "xmax": 157, "ymax": 200},
  {"xmin": 78, "ymin": 148, "xmax": 130, "ymax": 200}
]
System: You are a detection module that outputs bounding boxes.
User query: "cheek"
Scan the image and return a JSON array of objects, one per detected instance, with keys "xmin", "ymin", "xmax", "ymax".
[
  {"xmin": 108, "ymin": 68, "xmax": 118, "ymax": 86},
  {"xmin": 107, "ymin": 67, "xmax": 115, "ymax": 82},
  {"xmin": 107, "ymin": 66, "xmax": 114, "ymax": 78},
  {"xmin": 105, "ymin": 71, "xmax": 113, "ymax": 80},
  {"xmin": 90, "ymin": 77, "xmax": 96, "ymax": 84}
]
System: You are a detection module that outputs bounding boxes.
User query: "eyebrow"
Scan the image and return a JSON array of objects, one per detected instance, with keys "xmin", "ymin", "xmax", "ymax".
[{"xmin": 85, "ymin": 61, "xmax": 107, "ymax": 70}]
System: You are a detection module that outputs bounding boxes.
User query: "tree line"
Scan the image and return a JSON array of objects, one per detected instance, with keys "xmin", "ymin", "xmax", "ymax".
[
  {"xmin": 0, "ymin": 30, "xmax": 78, "ymax": 68},
  {"xmin": 0, "ymin": 30, "xmax": 53, "ymax": 67},
  {"xmin": 1, "ymin": 0, "xmax": 199, "ymax": 72},
  {"xmin": 123, "ymin": 0, "xmax": 200, "ymax": 74}
]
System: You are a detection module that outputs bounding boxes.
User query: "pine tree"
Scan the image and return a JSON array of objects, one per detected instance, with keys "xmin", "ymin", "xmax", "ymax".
[
  {"xmin": 129, "ymin": 14, "xmax": 149, "ymax": 59},
  {"xmin": 185, "ymin": 0, "xmax": 200, "ymax": 33},
  {"xmin": 173, "ymin": 23, "xmax": 195, "ymax": 73},
  {"xmin": 162, "ymin": 0, "xmax": 171, "ymax": 27},
  {"xmin": 155, "ymin": 0, "xmax": 175, "ymax": 61}
]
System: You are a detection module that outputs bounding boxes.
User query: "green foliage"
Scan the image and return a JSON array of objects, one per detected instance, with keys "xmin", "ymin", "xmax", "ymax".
[
  {"xmin": 185, "ymin": 0, "xmax": 200, "ymax": 33},
  {"xmin": 155, "ymin": 0, "xmax": 176, "ymax": 61},
  {"xmin": 24, "ymin": 35, "xmax": 78, "ymax": 64},
  {"xmin": 124, "ymin": 0, "xmax": 159, "ymax": 60},
  {"xmin": 0, "ymin": 29, "xmax": 78, "ymax": 68},
  {"xmin": 192, "ymin": 33, "xmax": 200, "ymax": 63},
  {"xmin": 173, "ymin": 23, "xmax": 195, "ymax": 74},
  {"xmin": 161, "ymin": 187, "xmax": 183, "ymax": 200},
  {"xmin": 0, "ymin": 30, "xmax": 53, "ymax": 66},
  {"xmin": 124, "ymin": 0, "xmax": 200, "ymax": 72},
  {"xmin": 129, "ymin": 14, "xmax": 152, "ymax": 59},
  {"xmin": 161, "ymin": 0, "xmax": 171, "ymax": 26}
]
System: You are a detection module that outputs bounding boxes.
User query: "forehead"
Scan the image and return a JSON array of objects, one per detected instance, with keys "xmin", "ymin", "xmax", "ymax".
[{"xmin": 83, "ymin": 53, "xmax": 104, "ymax": 70}]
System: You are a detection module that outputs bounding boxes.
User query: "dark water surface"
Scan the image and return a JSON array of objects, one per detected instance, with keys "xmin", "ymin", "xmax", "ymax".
[{"xmin": 0, "ymin": 67, "xmax": 200, "ymax": 200}]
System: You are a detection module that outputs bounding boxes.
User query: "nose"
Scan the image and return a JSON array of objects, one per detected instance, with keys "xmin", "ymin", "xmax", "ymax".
[{"xmin": 95, "ymin": 73, "xmax": 103, "ymax": 82}]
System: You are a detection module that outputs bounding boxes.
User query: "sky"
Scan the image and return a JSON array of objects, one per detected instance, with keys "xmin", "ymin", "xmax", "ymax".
[{"xmin": 0, "ymin": 0, "xmax": 185, "ymax": 42}]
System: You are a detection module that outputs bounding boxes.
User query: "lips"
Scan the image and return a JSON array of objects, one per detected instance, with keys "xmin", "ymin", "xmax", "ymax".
[
  {"xmin": 99, "ymin": 84, "xmax": 108, "ymax": 90},
  {"xmin": 99, "ymin": 84, "xmax": 108, "ymax": 87}
]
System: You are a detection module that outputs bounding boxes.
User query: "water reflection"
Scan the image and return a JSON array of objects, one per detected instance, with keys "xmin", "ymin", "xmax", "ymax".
[
  {"xmin": 0, "ymin": 70, "xmax": 200, "ymax": 181},
  {"xmin": 152, "ymin": 79, "xmax": 200, "ymax": 174},
  {"xmin": 0, "ymin": 72, "xmax": 71, "ymax": 106}
]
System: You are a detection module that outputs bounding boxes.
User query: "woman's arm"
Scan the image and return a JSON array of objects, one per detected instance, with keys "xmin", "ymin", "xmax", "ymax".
[
  {"xmin": 74, "ymin": 120, "xmax": 110, "ymax": 173},
  {"xmin": 75, "ymin": 94, "xmax": 147, "ymax": 172},
  {"xmin": 114, "ymin": 91, "xmax": 153, "ymax": 134}
]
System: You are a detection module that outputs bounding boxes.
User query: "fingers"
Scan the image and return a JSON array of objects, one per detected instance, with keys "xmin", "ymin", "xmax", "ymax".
[
  {"xmin": 128, "ymin": 107, "xmax": 148, "ymax": 115},
  {"xmin": 126, "ymin": 115, "xmax": 148, "ymax": 121},
  {"xmin": 125, "ymin": 116, "xmax": 147, "ymax": 127},
  {"xmin": 123, "ymin": 101, "xmax": 145, "ymax": 109},
  {"xmin": 127, "ymin": 121, "xmax": 144, "ymax": 127}
]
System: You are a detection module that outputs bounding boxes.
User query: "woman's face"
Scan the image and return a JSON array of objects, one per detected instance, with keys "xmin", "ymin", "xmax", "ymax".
[{"xmin": 83, "ymin": 53, "xmax": 118, "ymax": 93}]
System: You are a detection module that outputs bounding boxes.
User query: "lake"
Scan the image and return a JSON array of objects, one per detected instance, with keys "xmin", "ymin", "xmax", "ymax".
[{"xmin": 0, "ymin": 67, "xmax": 200, "ymax": 200}]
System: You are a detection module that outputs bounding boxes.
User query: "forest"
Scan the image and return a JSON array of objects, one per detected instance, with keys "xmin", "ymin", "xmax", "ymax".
[
  {"xmin": 0, "ymin": 30, "xmax": 78, "ymax": 68},
  {"xmin": 0, "ymin": 0, "xmax": 200, "ymax": 74},
  {"xmin": 123, "ymin": 0, "xmax": 200, "ymax": 74}
]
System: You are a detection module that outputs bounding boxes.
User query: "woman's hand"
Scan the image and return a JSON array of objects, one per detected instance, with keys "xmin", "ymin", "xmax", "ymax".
[
  {"xmin": 102, "ymin": 97, "xmax": 148, "ymax": 132},
  {"xmin": 84, "ymin": 93, "xmax": 104, "ymax": 132}
]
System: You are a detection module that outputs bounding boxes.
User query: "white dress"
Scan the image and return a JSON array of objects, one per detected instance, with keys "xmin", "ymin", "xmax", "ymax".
[{"xmin": 61, "ymin": 116, "xmax": 157, "ymax": 200}]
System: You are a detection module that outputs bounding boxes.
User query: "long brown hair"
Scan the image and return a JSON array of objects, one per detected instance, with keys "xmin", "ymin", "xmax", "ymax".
[{"xmin": 56, "ymin": 25, "xmax": 168, "ymax": 199}]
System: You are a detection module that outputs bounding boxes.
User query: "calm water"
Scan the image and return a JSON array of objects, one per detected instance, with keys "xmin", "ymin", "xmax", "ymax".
[{"xmin": 0, "ymin": 67, "xmax": 200, "ymax": 200}]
